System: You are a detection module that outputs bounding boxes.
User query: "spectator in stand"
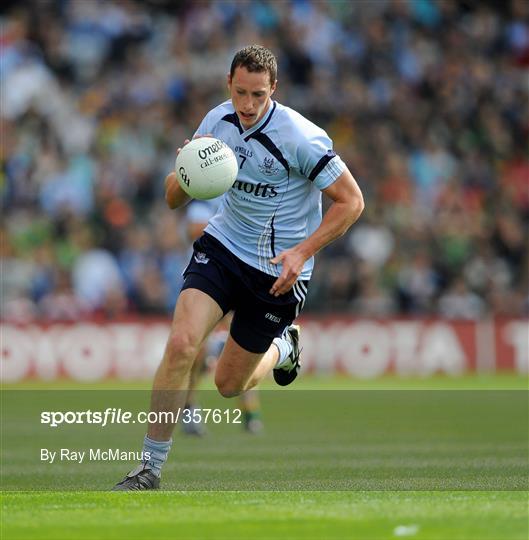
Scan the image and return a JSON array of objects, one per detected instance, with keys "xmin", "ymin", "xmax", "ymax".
[
  {"xmin": 2, "ymin": 0, "xmax": 528, "ymax": 321},
  {"xmin": 39, "ymin": 269, "xmax": 88, "ymax": 321},
  {"xmin": 438, "ymin": 277, "xmax": 486, "ymax": 320}
]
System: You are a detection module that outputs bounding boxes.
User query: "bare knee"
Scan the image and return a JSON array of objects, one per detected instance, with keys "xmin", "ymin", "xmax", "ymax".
[
  {"xmin": 214, "ymin": 373, "xmax": 244, "ymax": 398},
  {"xmin": 163, "ymin": 332, "xmax": 200, "ymax": 373}
]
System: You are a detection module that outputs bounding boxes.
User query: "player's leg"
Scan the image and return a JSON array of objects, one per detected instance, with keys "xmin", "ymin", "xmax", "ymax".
[
  {"xmin": 213, "ymin": 283, "xmax": 305, "ymax": 397},
  {"xmin": 239, "ymin": 389, "xmax": 264, "ymax": 434},
  {"xmin": 185, "ymin": 346, "xmax": 205, "ymax": 405},
  {"xmin": 112, "ymin": 288, "xmax": 223, "ymax": 490},
  {"xmin": 148, "ymin": 288, "xmax": 223, "ymax": 439},
  {"xmin": 113, "ymin": 233, "xmax": 238, "ymax": 489},
  {"xmin": 184, "ymin": 309, "xmax": 265, "ymax": 434},
  {"xmin": 214, "ymin": 322, "xmax": 301, "ymax": 397},
  {"xmin": 180, "ymin": 345, "xmax": 208, "ymax": 436},
  {"xmin": 184, "ymin": 318, "xmax": 263, "ymax": 436},
  {"xmin": 214, "ymin": 335, "xmax": 277, "ymax": 397}
]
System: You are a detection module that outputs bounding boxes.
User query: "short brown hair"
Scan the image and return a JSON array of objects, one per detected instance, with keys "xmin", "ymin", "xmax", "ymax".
[{"xmin": 230, "ymin": 45, "xmax": 277, "ymax": 86}]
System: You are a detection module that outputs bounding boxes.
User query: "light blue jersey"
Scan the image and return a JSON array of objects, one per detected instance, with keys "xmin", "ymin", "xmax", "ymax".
[{"xmin": 194, "ymin": 100, "xmax": 346, "ymax": 280}]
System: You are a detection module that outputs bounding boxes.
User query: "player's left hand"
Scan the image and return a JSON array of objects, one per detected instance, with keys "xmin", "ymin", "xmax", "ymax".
[{"xmin": 269, "ymin": 248, "xmax": 307, "ymax": 296}]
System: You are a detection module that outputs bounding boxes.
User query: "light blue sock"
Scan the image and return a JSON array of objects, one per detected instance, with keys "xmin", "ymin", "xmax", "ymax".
[
  {"xmin": 273, "ymin": 335, "xmax": 293, "ymax": 368},
  {"xmin": 142, "ymin": 436, "xmax": 172, "ymax": 478}
]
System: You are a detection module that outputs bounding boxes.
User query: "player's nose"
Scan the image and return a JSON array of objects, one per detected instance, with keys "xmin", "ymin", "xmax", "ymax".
[{"xmin": 242, "ymin": 97, "xmax": 254, "ymax": 112}]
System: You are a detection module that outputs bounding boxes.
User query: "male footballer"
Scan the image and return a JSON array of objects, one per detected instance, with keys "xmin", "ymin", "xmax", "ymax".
[{"xmin": 113, "ymin": 45, "xmax": 364, "ymax": 490}]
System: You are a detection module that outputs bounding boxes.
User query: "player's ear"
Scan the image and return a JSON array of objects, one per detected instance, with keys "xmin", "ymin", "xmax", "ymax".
[
  {"xmin": 227, "ymin": 73, "xmax": 232, "ymax": 89},
  {"xmin": 270, "ymin": 79, "xmax": 277, "ymax": 95}
]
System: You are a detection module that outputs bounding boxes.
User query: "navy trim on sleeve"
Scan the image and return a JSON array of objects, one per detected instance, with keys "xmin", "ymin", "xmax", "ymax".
[{"xmin": 308, "ymin": 150, "xmax": 336, "ymax": 181}]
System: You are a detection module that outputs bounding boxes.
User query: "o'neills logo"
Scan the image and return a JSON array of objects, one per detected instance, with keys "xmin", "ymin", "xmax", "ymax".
[{"xmin": 198, "ymin": 140, "xmax": 227, "ymax": 159}]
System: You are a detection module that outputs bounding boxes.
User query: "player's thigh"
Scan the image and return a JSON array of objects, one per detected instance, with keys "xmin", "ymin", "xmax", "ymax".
[
  {"xmin": 214, "ymin": 335, "xmax": 265, "ymax": 388},
  {"xmin": 169, "ymin": 288, "xmax": 224, "ymax": 348}
]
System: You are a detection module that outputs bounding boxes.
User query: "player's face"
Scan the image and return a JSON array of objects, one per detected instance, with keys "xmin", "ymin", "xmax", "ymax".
[{"xmin": 228, "ymin": 66, "xmax": 276, "ymax": 129}]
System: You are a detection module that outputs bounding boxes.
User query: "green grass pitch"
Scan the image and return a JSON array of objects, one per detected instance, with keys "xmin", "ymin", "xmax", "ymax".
[{"xmin": 1, "ymin": 374, "xmax": 528, "ymax": 540}]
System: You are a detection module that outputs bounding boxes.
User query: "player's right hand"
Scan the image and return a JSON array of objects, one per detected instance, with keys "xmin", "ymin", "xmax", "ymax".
[{"xmin": 269, "ymin": 247, "xmax": 308, "ymax": 296}]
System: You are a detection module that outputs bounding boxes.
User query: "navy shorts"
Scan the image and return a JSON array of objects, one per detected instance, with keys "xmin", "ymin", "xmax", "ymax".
[{"xmin": 182, "ymin": 233, "xmax": 308, "ymax": 354}]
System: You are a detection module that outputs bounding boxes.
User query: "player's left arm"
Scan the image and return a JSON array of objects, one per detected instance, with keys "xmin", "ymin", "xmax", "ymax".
[{"xmin": 269, "ymin": 167, "xmax": 364, "ymax": 296}]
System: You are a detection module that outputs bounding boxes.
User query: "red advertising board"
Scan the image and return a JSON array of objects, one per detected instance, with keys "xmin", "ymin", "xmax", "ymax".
[{"xmin": 1, "ymin": 318, "xmax": 527, "ymax": 382}]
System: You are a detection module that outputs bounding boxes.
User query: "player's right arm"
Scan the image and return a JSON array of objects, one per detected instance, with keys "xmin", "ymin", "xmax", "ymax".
[
  {"xmin": 165, "ymin": 171, "xmax": 190, "ymax": 209},
  {"xmin": 165, "ymin": 132, "xmax": 214, "ymax": 209},
  {"xmin": 165, "ymin": 137, "xmax": 194, "ymax": 209},
  {"xmin": 166, "ymin": 100, "xmax": 231, "ymax": 209},
  {"xmin": 166, "ymin": 102, "xmax": 233, "ymax": 209}
]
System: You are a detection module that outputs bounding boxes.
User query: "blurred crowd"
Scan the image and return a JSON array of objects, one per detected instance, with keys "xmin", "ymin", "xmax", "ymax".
[{"xmin": 1, "ymin": 0, "xmax": 528, "ymax": 322}]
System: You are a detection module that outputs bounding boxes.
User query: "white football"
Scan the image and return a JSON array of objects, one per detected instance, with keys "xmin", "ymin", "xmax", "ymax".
[{"xmin": 175, "ymin": 137, "xmax": 238, "ymax": 200}]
